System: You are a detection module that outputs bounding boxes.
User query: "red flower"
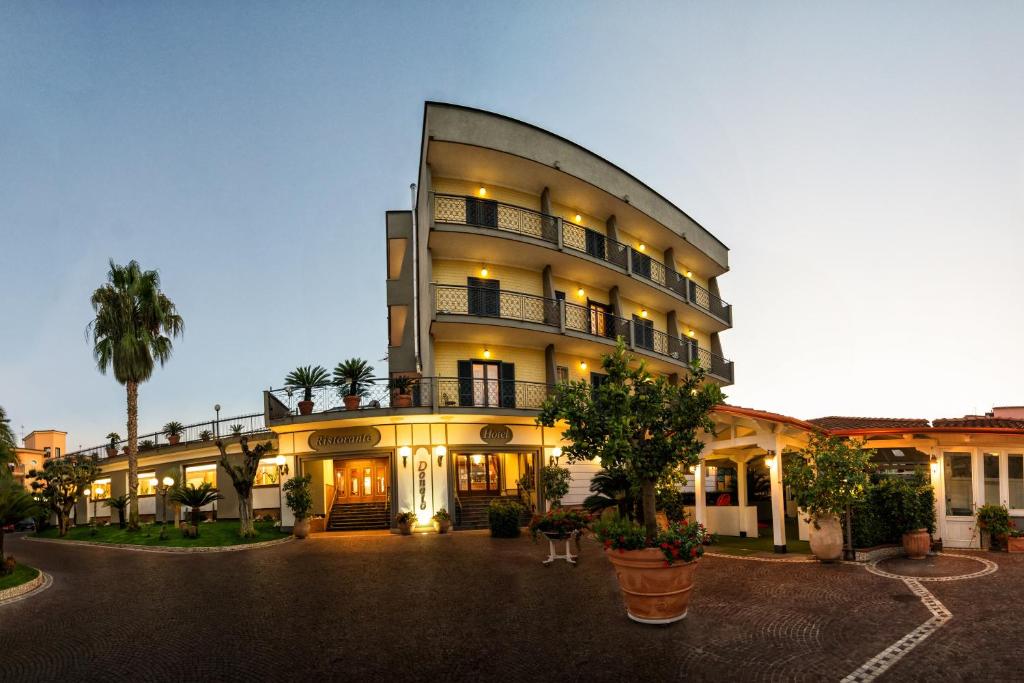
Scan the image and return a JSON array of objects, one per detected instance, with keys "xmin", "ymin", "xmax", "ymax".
[
  {"xmin": 660, "ymin": 542, "xmax": 669, "ymax": 550},
  {"xmin": 690, "ymin": 547, "xmax": 698, "ymax": 557}
]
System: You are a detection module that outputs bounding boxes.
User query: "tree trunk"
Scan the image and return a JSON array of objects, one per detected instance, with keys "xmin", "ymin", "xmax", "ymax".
[
  {"xmin": 238, "ymin": 494, "xmax": 255, "ymax": 537},
  {"xmin": 844, "ymin": 504, "xmax": 855, "ymax": 561},
  {"xmin": 126, "ymin": 380, "xmax": 140, "ymax": 530},
  {"xmin": 57, "ymin": 509, "xmax": 68, "ymax": 537},
  {"xmin": 641, "ymin": 478, "xmax": 658, "ymax": 538}
]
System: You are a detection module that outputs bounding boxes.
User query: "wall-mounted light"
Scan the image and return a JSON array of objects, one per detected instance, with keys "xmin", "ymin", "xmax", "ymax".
[
  {"xmin": 551, "ymin": 447, "xmax": 563, "ymax": 465},
  {"xmin": 685, "ymin": 270, "xmax": 693, "ymax": 278},
  {"xmin": 577, "ymin": 287, "xmax": 585, "ymax": 298},
  {"xmin": 765, "ymin": 451, "xmax": 777, "ymax": 469},
  {"xmin": 687, "ymin": 464, "xmax": 696, "ymax": 474},
  {"xmin": 687, "ymin": 329, "xmax": 696, "ymax": 338},
  {"xmin": 574, "ymin": 213, "xmax": 582, "ymax": 223},
  {"xmin": 638, "ymin": 243, "xmax": 646, "ymax": 252},
  {"xmin": 275, "ymin": 453, "xmax": 289, "ymax": 477},
  {"xmin": 579, "ymin": 361, "xmax": 587, "ymax": 370},
  {"xmin": 478, "ymin": 186, "xmax": 487, "ymax": 197},
  {"xmin": 640, "ymin": 308, "xmax": 648, "ymax": 318},
  {"xmin": 399, "ymin": 445, "xmax": 412, "ymax": 468},
  {"xmin": 483, "ymin": 348, "xmax": 491, "ymax": 359},
  {"xmin": 480, "ymin": 266, "xmax": 488, "ymax": 277},
  {"xmin": 434, "ymin": 445, "xmax": 447, "ymax": 467}
]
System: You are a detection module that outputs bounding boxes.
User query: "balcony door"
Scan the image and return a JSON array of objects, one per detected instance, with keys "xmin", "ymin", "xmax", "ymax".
[
  {"xmin": 455, "ymin": 453, "xmax": 501, "ymax": 495},
  {"xmin": 632, "ymin": 315, "xmax": 655, "ymax": 350},
  {"xmin": 457, "ymin": 360, "xmax": 516, "ymax": 408},
  {"xmin": 588, "ymin": 301, "xmax": 614, "ymax": 338},
  {"xmin": 467, "ymin": 277, "xmax": 500, "ymax": 317}
]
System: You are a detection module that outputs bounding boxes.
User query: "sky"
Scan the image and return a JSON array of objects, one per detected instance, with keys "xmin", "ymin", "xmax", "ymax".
[{"xmin": 1, "ymin": 2, "xmax": 1022, "ymax": 450}]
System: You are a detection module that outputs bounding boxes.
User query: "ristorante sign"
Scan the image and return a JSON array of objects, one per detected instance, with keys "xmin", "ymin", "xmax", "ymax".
[{"xmin": 308, "ymin": 427, "xmax": 381, "ymax": 452}]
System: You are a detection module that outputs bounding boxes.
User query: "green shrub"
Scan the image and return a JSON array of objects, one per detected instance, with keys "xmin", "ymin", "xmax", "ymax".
[
  {"xmin": 845, "ymin": 473, "xmax": 936, "ymax": 548},
  {"xmin": 488, "ymin": 499, "xmax": 523, "ymax": 538},
  {"xmin": 540, "ymin": 464, "xmax": 570, "ymax": 507}
]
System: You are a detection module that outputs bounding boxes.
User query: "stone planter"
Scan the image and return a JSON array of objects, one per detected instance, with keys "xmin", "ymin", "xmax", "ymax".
[
  {"xmin": 433, "ymin": 519, "xmax": 450, "ymax": 534},
  {"xmin": 297, "ymin": 400, "xmax": 314, "ymax": 416},
  {"xmin": 398, "ymin": 520, "xmax": 413, "ymax": 535},
  {"xmin": 808, "ymin": 513, "xmax": 843, "ymax": 562},
  {"xmin": 293, "ymin": 517, "xmax": 310, "ymax": 539},
  {"xmin": 605, "ymin": 548, "xmax": 698, "ymax": 624},
  {"xmin": 1007, "ymin": 536, "xmax": 1024, "ymax": 553},
  {"xmin": 901, "ymin": 528, "xmax": 930, "ymax": 560},
  {"xmin": 168, "ymin": 434, "xmax": 181, "ymax": 445},
  {"xmin": 343, "ymin": 395, "xmax": 361, "ymax": 411}
]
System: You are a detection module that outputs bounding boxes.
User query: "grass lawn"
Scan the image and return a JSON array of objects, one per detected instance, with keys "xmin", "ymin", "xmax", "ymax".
[
  {"xmin": 0, "ymin": 563, "xmax": 40, "ymax": 591},
  {"xmin": 36, "ymin": 520, "xmax": 288, "ymax": 548},
  {"xmin": 709, "ymin": 531, "xmax": 811, "ymax": 556}
]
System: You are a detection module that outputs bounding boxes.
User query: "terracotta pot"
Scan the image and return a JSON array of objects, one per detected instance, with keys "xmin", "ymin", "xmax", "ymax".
[
  {"xmin": 122, "ymin": 447, "xmax": 129, "ymax": 455},
  {"xmin": 168, "ymin": 435, "xmax": 181, "ymax": 445},
  {"xmin": 105, "ymin": 446, "xmax": 117, "ymax": 458},
  {"xmin": 393, "ymin": 393, "xmax": 413, "ymax": 408},
  {"xmin": 293, "ymin": 517, "xmax": 310, "ymax": 539},
  {"xmin": 298, "ymin": 400, "xmax": 314, "ymax": 416},
  {"xmin": 343, "ymin": 395, "xmax": 361, "ymax": 411},
  {"xmin": 310, "ymin": 518, "xmax": 326, "ymax": 533},
  {"xmin": 605, "ymin": 547, "xmax": 699, "ymax": 624},
  {"xmin": 808, "ymin": 513, "xmax": 843, "ymax": 562},
  {"xmin": 1007, "ymin": 536, "xmax": 1024, "ymax": 553},
  {"xmin": 398, "ymin": 521, "xmax": 413, "ymax": 535},
  {"xmin": 902, "ymin": 529, "xmax": 930, "ymax": 560},
  {"xmin": 433, "ymin": 519, "xmax": 450, "ymax": 534}
]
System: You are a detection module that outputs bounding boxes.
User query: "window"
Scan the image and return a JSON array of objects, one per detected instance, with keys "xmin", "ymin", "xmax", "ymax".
[
  {"xmin": 555, "ymin": 366, "xmax": 569, "ymax": 384},
  {"xmin": 588, "ymin": 301, "xmax": 613, "ymax": 338},
  {"xmin": 457, "ymin": 360, "xmax": 516, "ymax": 408},
  {"xmin": 944, "ymin": 453, "xmax": 973, "ymax": 516},
  {"xmin": 584, "ymin": 228, "xmax": 606, "ymax": 260},
  {"xmin": 55, "ymin": 447, "xmax": 61, "ymax": 458},
  {"xmin": 465, "ymin": 197, "xmax": 497, "ymax": 227},
  {"xmin": 184, "ymin": 463, "xmax": 217, "ymax": 488},
  {"xmin": 467, "ymin": 277, "xmax": 500, "ymax": 316},
  {"xmin": 984, "ymin": 453, "xmax": 1001, "ymax": 506},
  {"xmin": 92, "ymin": 478, "xmax": 111, "ymax": 501},
  {"xmin": 138, "ymin": 472, "xmax": 156, "ymax": 496},
  {"xmin": 590, "ymin": 372, "xmax": 608, "ymax": 388},
  {"xmin": 43, "ymin": 447, "xmax": 51, "ymax": 457},
  {"xmin": 1010, "ymin": 454, "xmax": 1023, "ymax": 509},
  {"xmin": 254, "ymin": 459, "xmax": 281, "ymax": 486},
  {"xmin": 632, "ymin": 315, "xmax": 654, "ymax": 351},
  {"xmin": 632, "ymin": 250, "xmax": 652, "ymax": 279}
]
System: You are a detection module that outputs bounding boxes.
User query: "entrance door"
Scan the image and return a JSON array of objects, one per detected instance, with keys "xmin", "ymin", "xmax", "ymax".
[
  {"xmin": 943, "ymin": 451, "xmax": 975, "ymax": 547},
  {"xmin": 455, "ymin": 453, "xmax": 501, "ymax": 495},
  {"xmin": 334, "ymin": 458, "xmax": 389, "ymax": 503}
]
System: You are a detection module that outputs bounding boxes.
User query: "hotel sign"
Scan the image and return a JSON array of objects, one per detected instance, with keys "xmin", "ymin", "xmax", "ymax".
[
  {"xmin": 309, "ymin": 427, "xmax": 381, "ymax": 452},
  {"xmin": 480, "ymin": 424, "xmax": 513, "ymax": 445}
]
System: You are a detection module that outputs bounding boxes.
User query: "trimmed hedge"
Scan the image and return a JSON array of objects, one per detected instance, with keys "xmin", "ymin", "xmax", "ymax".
[
  {"xmin": 845, "ymin": 473, "xmax": 936, "ymax": 548},
  {"xmin": 488, "ymin": 499, "xmax": 524, "ymax": 538}
]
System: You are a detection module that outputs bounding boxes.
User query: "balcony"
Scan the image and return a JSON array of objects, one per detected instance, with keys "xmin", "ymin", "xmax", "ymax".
[
  {"xmin": 431, "ymin": 284, "xmax": 734, "ymax": 384},
  {"xmin": 432, "ymin": 193, "xmax": 732, "ymax": 328}
]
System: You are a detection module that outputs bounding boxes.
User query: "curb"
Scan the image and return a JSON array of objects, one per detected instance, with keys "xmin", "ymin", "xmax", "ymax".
[
  {"xmin": 24, "ymin": 535, "xmax": 294, "ymax": 554},
  {"xmin": 0, "ymin": 570, "xmax": 52, "ymax": 606}
]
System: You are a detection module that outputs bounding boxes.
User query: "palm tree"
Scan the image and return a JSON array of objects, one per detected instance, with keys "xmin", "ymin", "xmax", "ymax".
[
  {"xmin": 333, "ymin": 358, "xmax": 375, "ymax": 397},
  {"xmin": 170, "ymin": 482, "xmax": 223, "ymax": 536},
  {"xmin": 88, "ymin": 259, "xmax": 183, "ymax": 531},
  {"xmin": 107, "ymin": 494, "xmax": 129, "ymax": 528},
  {"xmin": 284, "ymin": 365, "xmax": 330, "ymax": 402},
  {"xmin": 583, "ymin": 467, "xmax": 637, "ymax": 520},
  {"xmin": 0, "ymin": 406, "xmax": 17, "ymax": 474},
  {"xmin": 0, "ymin": 479, "xmax": 38, "ymax": 564}
]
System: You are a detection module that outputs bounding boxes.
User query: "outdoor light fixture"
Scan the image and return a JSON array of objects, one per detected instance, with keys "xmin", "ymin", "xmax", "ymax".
[
  {"xmin": 483, "ymin": 348, "xmax": 491, "ymax": 359},
  {"xmin": 638, "ymin": 243, "xmax": 646, "ymax": 252},
  {"xmin": 579, "ymin": 360, "xmax": 587, "ymax": 370},
  {"xmin": 574, "ymin": 213, "xmax": 582, "ymax": 223},
  {"xmin": 274, "ymin": 454, "xmax": 289, "ymax": 477},
  {"xmin": 478, "ymin": 186, "xmax": 487, "ymax": 196},
  {"xmin": 214, "ymin": 403, "xmax": 222, "ymax": 439},
  {"xmin": 480, "ymin": 267, "xmax": 488, "ymax": 277},
  {"xmin": 765, "ymin": 451, "xmax": 777, "ymax": 469},
  {"xmin": 577, "ymin": 287, "xmax": 585, "ymax": 298},
  {"xmin": 434, "ymin": 445, "xmax": 447, "ymax": 467},
  {"xmin": 156, "ymin": 476, "xmax": 175, "ymax": 540},
  {"xmin": 687, "ymin": 329, "xmax": 696, "ymax": 338},
  {"xmin": 149, "ymin": 477, "xmax": 158, "ymax": 488},
  {"xmin": 551, "ymin": 447, "xmax": 562, "ymax": 465},
  {"xmin": 399, "ymin": 445, "xmax": 412, "ymax": 468},
  {"xmin": 162, "ymin": 476, "xmax": 174, "ymax": 487},
  {"xmin": 83, "ymin": 487, "xmax": 90, "ymax": 497},
  {"xmin": 640, "ymin": 308, "xmax": 648, "ymax": 318},
  {"xmin": 685, "ymin": 270, "xmax": 693, "ymax": 278}
]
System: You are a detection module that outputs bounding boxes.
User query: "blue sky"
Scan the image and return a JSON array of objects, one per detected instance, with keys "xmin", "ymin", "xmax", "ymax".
[{"xmin": 2, "ymin": 2, "xmax": 1022, "ymax": 449}]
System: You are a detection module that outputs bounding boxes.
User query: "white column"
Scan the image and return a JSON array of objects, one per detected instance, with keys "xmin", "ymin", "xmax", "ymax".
[
  {"xmin": 694, "ymin": 462, "xmax": 707, "ymax": 527},
  {"xmin": 279, "ymin": 455, "xmax": 296, "ymax": 529},
  {"xmin": 931, "ymin": 447, "xmax": 946, "ymax": 544},
  {"xmin": 1000, "ymin": 451, "xmax": 1010, "ymax": 508},
  {"xmin": 736, "ymin": 459, "xmax": 749, "ymax": 537},
  {"xmin": 769, "ymin": 436, "xmax": 787, "ymax": 553}
]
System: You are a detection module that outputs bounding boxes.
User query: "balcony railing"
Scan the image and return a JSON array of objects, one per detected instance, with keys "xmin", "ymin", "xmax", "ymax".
[
  {"xmin": 63, "ymin": 412, "xmax": 269, "ymax": 462},
  {"xmin": 433, "ymin": 284, "xmax": 733, "ymax": 382},
  {"xmin": 432, "ymin": 193, "xmax": 732, "ymax": 325}
]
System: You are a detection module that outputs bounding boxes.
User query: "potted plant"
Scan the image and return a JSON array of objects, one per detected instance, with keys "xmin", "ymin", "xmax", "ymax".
[
  {"xmin": 163, "ymin": 421, "xmax": 184, "ymax": 445},
  {"xmin": 977, "ymin": 504, "xmax": 1011, "ymax": 551},
  {"xmin": 283, "ymin": 474, "xmax": 313, "ymax": 538},
  {"xmin": 1007, "ymin": 523, "xmax": 1024, "ymax": 553},
  {"xmin": 105, "ymin": 432, "xmax": 120, "ymax": 458},
  {"xmin": 488, "ymin": 498, "xmax": 524, "ymax": 538},
  {"xmin": 199, "ymin": 429, "xmax": 213, "ymax": 442},
  {"xmin": 169, "ymin": 482, "xmax": 223, "ymax": 538},
  {"xmin": 529, "ymin": 507, "xmax": 592, "ymax": 541},
  {"xmin": 334, "ymin": 358, "xmax": 375, "ymax": 411},
  {"xmin": 432, "ymin": 508, "xmax": 451, "ymax": 533},
  {"xmin": 396, "ymin": 510, "xmax": 417, "ymax": 535},
  {"xmin": 880, "ymin": 474, "xmax": 935, "ymax": 560},
  {"xmin": 284, "ymin": 365, "xmax": 331, "ymax": 416},
  {"xmin": 389, "ymin": 375, "xmax": 417, "ymax": 408},
  {"xmin": 230, "ymin": 424, "xmax": 244, "ymax": 436},
  {"xmin": 541, "ymin": 462, "xmax": 571, "ymax": 509},
  {"xmin": 784, "ymin": 433, "xmax": 873, "ymax": 562},
  {"xmin": 139, "ymin": 439, "xmax": 155, "ymax": 452},
  {"xmin": 538, "ymin": 340, "xmax": 722, "ymax": 624}
]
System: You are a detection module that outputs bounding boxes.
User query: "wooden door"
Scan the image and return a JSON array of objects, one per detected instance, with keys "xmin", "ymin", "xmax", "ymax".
[{"xmin": 334, "ymin": 458, "xmax": 389, "ymax": 503}]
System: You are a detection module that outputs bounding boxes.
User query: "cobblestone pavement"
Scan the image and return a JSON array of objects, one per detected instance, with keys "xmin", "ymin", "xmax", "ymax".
[{"xmin": 0, "ymin": 533, "xmax": 1015, "ymax": 681}]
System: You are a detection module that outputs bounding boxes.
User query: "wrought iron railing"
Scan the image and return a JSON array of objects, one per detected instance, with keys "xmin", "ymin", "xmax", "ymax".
[
  {"xmin": 64, "ymin": 412, "xmax": 269, "ymax": 462},
  {"xmin": 561, "ymin": 221, "xmax": 630, "ymax": 270},
  {"xmin": 433, "ymin": 194, "xmax": 558, "ymax": 243},
  {"xmin": 268, "ymin": 379, "xmax": 433, "ymax": 415},
  {"xmin": 433, "ymin": 284, "xmax": 559, "ymax": 326}
]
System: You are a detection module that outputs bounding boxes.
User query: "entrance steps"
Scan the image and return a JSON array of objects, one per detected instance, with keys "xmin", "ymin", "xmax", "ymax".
[
  {"xmin": 455, "ymin": 495, "xmax": 532, "ymax": 530},
  {"xmin": 327, "ymin": 501, "xmax": 389, "ymax": 532}
]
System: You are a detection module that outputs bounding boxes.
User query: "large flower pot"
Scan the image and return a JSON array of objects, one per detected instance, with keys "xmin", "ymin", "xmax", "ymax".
[
  {"xmin": 105, "ymin": 446, "xmax": 117, "ymax": 458},
  {"xmin": 297, "ymin": 400, "xmax": 314, "ymax": 416},
  {"xmin": 605, "ymin": 548, "xmax": 698, "ymax": 624},
  {"xmin": 902, "ymin": 529, "xmax": 930, "ymax": 560},
  {"xmin": 398, "ymin": 521, "xmax": 413, "ymax": 535},
  {"xmin": 393, "ymin": 393, "xmax": 413, "ymax": 408},
  {"xmin": 168, "ymin": 435, "xmax": 181, "ymax": 445},
  {"xmin": 808, "ymin": 514, "xmax": 843, "ymax": 562},
  {"xmin": 1007, "ymin": 536, "xmax": 1024, "ymax": 553},
  {"xmin": 343, "ymin": 395, "xmax": 361, "ymax": 411},
  {"xmin": 433, "ymin": 519, "xmax": 450, "ymax": 534},
  {"xmin": 293, "ymin": 517, "xmax": 310, "ymax": 539}
]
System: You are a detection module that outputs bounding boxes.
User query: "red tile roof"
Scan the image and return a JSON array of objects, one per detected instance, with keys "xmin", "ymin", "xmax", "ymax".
[
  {"xmin": 807, "ymin": 416, "xmax": 931, "ymax": 430},
  {"xmin": 932, "ymin": 416, "xmax": 1024, "ymax": 429}
]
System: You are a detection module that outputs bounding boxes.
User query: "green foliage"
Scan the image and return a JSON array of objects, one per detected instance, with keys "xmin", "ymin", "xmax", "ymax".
[
  {"xmin": 333, "ymin": 358, "xmax": 375, "ymax": 397},
  {"xmin": 0, "ymin": 406, "xmax": 17, "ymax": 475},
  {"xmin": 284, "ymin": 365, "xmax": 330, "ymax": 402},
  {"xmin": 106, "ymin": 432, "xmax": 121, "ymax": 448},
  {"xmin": 283, "ymin": 475, "xmax": 313, "ymax": 519},
  {"xmin": 538, "ymin": 339, "xmax": 723, "ymax": 537},
  {"xmin": 784, "ymin": 433, "xmax": 873, "ymax": 518},
  {"xmin": 583, "ymin": 467, "xmax": 637, "ymax": 519},
  {"xmin": 29, "ymin": 455, "xmax": 101, "ymax": 536},
  {"xmin": 170, "ymin": 482, "xmax": 224, "ymax": 531},
  {"xmin": 540, "ymin": 464, "xmax": 571, "ymax": 507},
  {"xmin": 388, "ymin": 375, "xmax": 417, "ymax": 394},
  {"xmin": 395, "ymin": 510, "xmax": 417, "ymax": 525},
  {"xmin": 230, "ymin": 424, "xmax": 244, "ymax": 436},
  {"xmin": 432, "ymin": 508, "xmax": 451, "ymax": 522},
  {"xmin": 106, "ymin": 494, "xmax": 130, "ymax": 529},
  {"xmin": 0, "ymin": 479, "xmax": 40, "ymax": 561},
  {"xmin": 139, "ymin": 439, "xmax": 154, "ymax": 451},
  {"xmin": 593, "ymin": 517, "xmax": 711, "ymax": 565},
  {"xmin": 528, "ymin": 507, "xmax": 592, "ymax": 540},
  {"xmin": 845, "ymin": 473, "xmax": 936, "ymax": 547},
  {"xmin": 162, "ymin": 421, "xmax": 184, "ymax": 437},
  {"xmin": 977, "ymin": 504, "xmax": 1011, "ymax": 540},
  {"xmin": 199, "ymin": 429, "xmax": 213, "ymax": 441},
  {"xmin": 488, "ymin": 498, "xmax": 524, "ymax": 538}
]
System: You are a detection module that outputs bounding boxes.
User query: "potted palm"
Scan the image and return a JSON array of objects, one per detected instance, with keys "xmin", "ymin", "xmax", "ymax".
[
  {"xmin": 334, "ymin": 358, "xmax": 375, "ymax": 411},
  {"xmin": 389, "ymin": 375, "xmax": 417, "ymax": 408},
  {"xmin": 538, "ymin": 340, "xmax": 722, "ymax": 624},
  {"xmin": 785, "ymin": 433, "xmax": 873, "ymax": 562},
  {"xmin": 283, "ymin": 474, "xmax": 313, "ymax": 538},
  {"xmin": 284, "ymin": 365, "xmax": 331, "ymax": 415},
  {"xmin": 169, "ymin": 482, "xmax": 224, "ymax": 538},
  {"xmin": 432, "ymin": 508, "xmax": 451, "ymax": 533},
  {"xmin": 199, "ymin": 429, "xmax": 213, "ymax": 442},
  {"xmin": 230, "ymin": 424, "xmax": 244, "ymax": 437},
  {"xmin": 105, "ymin": 432, "xmax": 120, "ymax": 458},
  {"xmin": 396, "ymin": 510, "xmax": 416, "ymax": 535},
  {"xmin": 163, "ymin": 421, "xmax": 185, "ymax": 445}
]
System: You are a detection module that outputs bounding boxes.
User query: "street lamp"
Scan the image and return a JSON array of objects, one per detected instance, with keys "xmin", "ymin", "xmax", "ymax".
[
  {"xmin": 214, "ymin": 404, "xmax": 222, "ymax": 439},
  {"xmin": 156, "ymin": 476, "xmax": 175, "ymax": 540},
  {"xmin": 274, "ymin": 455, "xmax": 288, "ymax": 515},
  {"xmin": 83, "ymin": 486, "xmax": 92, "ymax": 523}
]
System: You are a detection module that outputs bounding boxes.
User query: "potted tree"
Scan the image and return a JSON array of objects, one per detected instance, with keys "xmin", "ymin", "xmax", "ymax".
[
  {"xmin": 199, "ymin": 429, "xmax": 213, "ymax": 442},
  {"xmin": 334, "ymin": 358, "xmax": 375, "ymax": 411},
  {"xmin": 169, "ymin": 482, "xmax": 223, "ymax": 538},
  {"xmin": 283, "ymin": 474, "xmax": 313, "ymax": 539},
  {"xmin": 163, "ymin": 421, "xmax": 185, "ymax": 445},
  {"xmin": 538, "ymin": 340, "xmax": 722, "ymax": 624},
  {"xmin": 976, "ymin": 504, "xmax": 1011, "ymax": 551},
  {"xmin": 785, "ymin": 433, "xmax": 873, "ymax": 562},
  {"xmin": 432, "ymin": 508, "xmax": 451, "ymax": 533},
  {"xmin": 389, "ymin": 375, "xmax": 417, "ymax": 408},
  {"xmin": 105, "ymin": 432, "xmax": 120, "ymax": 458},
  {"xmin": 396, "ymin": 510, "xmax": 416, "ymax": 535},
  {"xmin": 540, "ymin": 462, "xmax": 571, "ymax": 509},
  {"xmin": 284, "ymin": 365, "xmax": 331, "ymax": 416},
  {"xmin": 230, "ymin": 424, "xmax": 244, "ymax": 437}
]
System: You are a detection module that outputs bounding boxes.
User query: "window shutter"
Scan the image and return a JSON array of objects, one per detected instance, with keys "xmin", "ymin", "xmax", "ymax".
[
  {"xmin": 466, "ymin": 198, "xmax": 498, "ymax": 228},
  {"xmin": 499, "ymin": 362, "xmax": 516, "ymax": 408},
  {"xmin": 457, "ymin": 360, "xmax": 473, "ymax": 407}
]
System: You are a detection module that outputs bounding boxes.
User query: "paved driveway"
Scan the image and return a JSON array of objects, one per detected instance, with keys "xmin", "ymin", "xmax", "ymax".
[{"xmin": 1, "ymin": 532, "xmax": 1018, "ymax": 681}]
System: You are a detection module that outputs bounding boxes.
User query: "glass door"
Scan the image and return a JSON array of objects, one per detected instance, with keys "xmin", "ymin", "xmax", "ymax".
[
  {"xmin": 472, "ymin": 361, "xmax": 500, "ymax": 407},
  {"xmin": 944, "ymin": 452, "xmax": 974, "ymax": 516},
  {"xmin": 455, "ymin": 453, "xmax": 501, "ymax": 494}
]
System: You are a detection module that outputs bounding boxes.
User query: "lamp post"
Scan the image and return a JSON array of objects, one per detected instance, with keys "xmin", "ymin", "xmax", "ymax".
[
  {"xmin": 214, "ymin": 404, "xmax": 221, "ymax": 439},
  {"xmin": 155, "ymin": 476, "xmax": 174, "ymax": 540},
  {"xmin": 83, "ymin": 486, "xmax": 92, "ymax": 523}
]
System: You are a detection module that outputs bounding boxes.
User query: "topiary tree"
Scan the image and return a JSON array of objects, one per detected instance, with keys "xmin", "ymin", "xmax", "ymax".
[
  {"xmin": 216, "ymin": 436, "xmax": 275, "ymax": 538},
  {"xmin": 28, "ymin": 455, "xmax": 101, "ymax": 536},
  {"xmin": 540, "ymin": 463, "xmax": 571, "ymax": 508},
  {"xmin": 538, "ymin": 339, "xmax": 723, "ymax": 538}
]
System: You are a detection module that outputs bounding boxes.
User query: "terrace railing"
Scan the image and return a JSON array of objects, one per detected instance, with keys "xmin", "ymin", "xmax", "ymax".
[
  {"xmin": 433, "ymin": 193, "xmax": 559, "ymax": 244},
  {"xmin": 561, "ymin": 222, "xmax": 630, "ymax": 270}
]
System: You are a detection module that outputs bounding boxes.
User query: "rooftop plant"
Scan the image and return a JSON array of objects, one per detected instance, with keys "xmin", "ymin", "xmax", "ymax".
[
  {"xmin": 284, "ymin": 365, "xmax": 330, "ymax": 403},
  {"xmin": 162, "ymin": 421, "xmax": 184, "ymax": 437},
  {"xmin": 334, "ymin": 358, "xmax": 375, "ymax": 397},
  {"xmin": 106, "ymin": 432, "xmax": 121, "ymax": 449},
  {"xmin": 230, "ymin": 424, "xmax": 244, "ymax": 436},
  {"xmin": 199, "ymin": 429, "xmax": 213, "ymax": 441},
  {"xmin": 389, "ymin": 375, "xmax": 416, "ymax": 395}
]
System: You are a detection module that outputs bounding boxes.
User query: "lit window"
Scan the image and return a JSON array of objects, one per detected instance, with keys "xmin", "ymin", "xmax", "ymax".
[
  {"xmin": 184, "ymin": 463, "xmax": 217, "ymax": 488},
  {"xmin": 92, "ymin": 478, "xmax": 112, "ymax": 501},
  {"xmin": 138, "ymin": 472, "xmax": 156, "ymax": 496},
  {"xmin": 254, "ymin": 459, "xmax": 281, "ymax": 486}
]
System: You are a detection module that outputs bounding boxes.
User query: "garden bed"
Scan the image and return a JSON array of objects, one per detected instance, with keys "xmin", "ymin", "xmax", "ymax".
[
  {"xmin": 0, "ymin": 563, "xmax": 40, "ymax": 592},
  {"xmin": 34, "ymin": 520, "xmax": 288, "ymax": 548}
]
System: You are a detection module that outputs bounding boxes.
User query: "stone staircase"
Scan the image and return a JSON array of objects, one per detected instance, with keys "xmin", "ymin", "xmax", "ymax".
[
  {"xmin": 327, "ymin": 501, "xmax": 389, "ymax": 532},
  {"xmin": 455, "ymin": 495, "xmax": 532, "ymax": 530}
]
